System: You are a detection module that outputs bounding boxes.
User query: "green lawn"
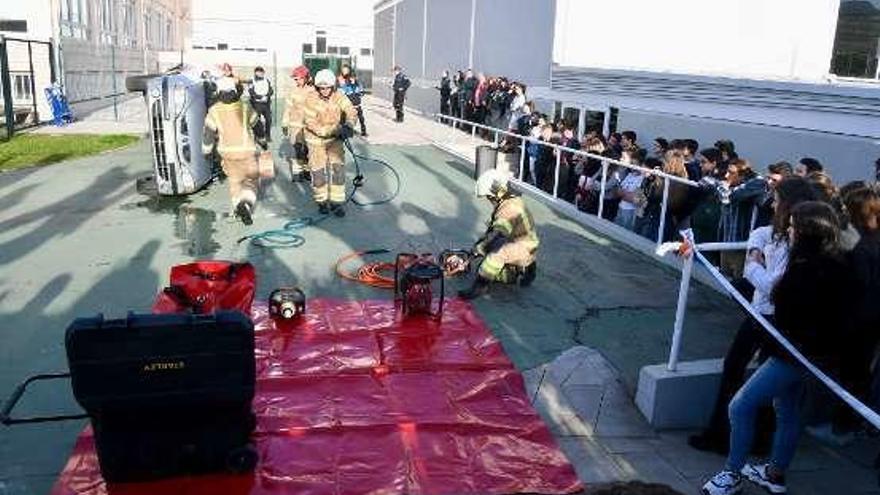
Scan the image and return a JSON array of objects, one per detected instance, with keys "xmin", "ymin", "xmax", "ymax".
[{"xmin": 0, "ymin": 133, "xmax": 141, "ymax": 171}]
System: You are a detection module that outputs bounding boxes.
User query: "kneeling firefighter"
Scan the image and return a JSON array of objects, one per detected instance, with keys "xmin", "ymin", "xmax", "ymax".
[
  {"xmin": 282, "ymin": 65, "xmax": 314, "ymax": 182},
  {"xmin": 303, "ymin": 69, "xmax": 359, "ymax": 217},
  {"xmin": 203, "ymin": 77, "xmax": 261, "ymax": 225},
  {"xmin": 459, "ymin": 169, "xmax": 539, "ymax": 299}
]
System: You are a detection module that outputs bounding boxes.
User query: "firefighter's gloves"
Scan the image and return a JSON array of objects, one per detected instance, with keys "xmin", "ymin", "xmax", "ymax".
[{"xmin": 338, "ymin": 123, "xmax": 354, "ymax": 140}]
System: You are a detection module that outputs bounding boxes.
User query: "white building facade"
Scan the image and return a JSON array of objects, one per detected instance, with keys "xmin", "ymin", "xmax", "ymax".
[
  {"xmin": 185, "ymin": 2, "xmax": 374, "ymax": 90},
  {"xmin": 374, "ymin": 0, "xmax": 880, "ymax": 182},
  {"xmin": 1, "ymin": 0, "xmax": 190, "ymax": 120}
]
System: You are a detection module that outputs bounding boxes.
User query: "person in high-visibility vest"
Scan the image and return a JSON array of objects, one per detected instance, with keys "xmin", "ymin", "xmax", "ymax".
[
  {"xmin": 459, "ymin": 169, "xmax": 540, "ymax": 299},
  {"xmin": 202, "ymin": 77, "xmax": 261, "ymax": 225},
  {"xmin": 302, "ymin": 69, "xmax": 358, "ymax": 217},
  {"xmin": 281, "ymin": 65, "xmax": 314, "ymax": 182}
]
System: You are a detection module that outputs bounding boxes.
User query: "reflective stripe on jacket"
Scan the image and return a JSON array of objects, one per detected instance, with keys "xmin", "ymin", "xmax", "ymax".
[{"xmin": 203, "ymin": 100, "xmax": 258, "ymax": 155}]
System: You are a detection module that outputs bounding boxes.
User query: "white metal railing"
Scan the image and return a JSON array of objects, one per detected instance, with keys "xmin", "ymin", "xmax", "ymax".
[
  {"xmin": 434, "ymin": 112, "xmax": 699, "ymax": 247},
  {"xmin": 659, "ymin": 232, "xmax": 880, "ymax": 430}
]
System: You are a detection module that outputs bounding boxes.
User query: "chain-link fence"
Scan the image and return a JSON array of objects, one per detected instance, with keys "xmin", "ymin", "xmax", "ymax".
[{"xmin": 0, "ymin": 36, "xmax": 56, "ymax": 140}]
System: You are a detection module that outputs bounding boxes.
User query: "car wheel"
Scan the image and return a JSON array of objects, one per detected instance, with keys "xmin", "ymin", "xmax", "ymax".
[{"xmin": 125, "ymin": 74, "xmax": 162, "ymax": 94}]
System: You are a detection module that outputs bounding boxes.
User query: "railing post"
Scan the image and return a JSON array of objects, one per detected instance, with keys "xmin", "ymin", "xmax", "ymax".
[
  {"xmin": 597, "ymin": 160, "xmax": 609, "ymax": 219},
  {"xmin": 519, "ymin": 137, "xmax": 526, "ymax": 182},
  {"xmin": 493, "ymin": 130, "xmax": 499, "ymax": 147},
  {"xmin": 448, "ymin": 116, "xmax": 455, "ymax": 143},
  {"xmin": 552, "ymin": 149, "xmax": 562, "ymax": 198},
  {"xmin": 471, "ymin": 123, "xmax": 476, "ymax": 139},
  {"xmin": 657, "ymin": 177, "xmax": 670, "ymax": 246},
  {"xmin": 667, "ymin": 251, "xmax": 694, "ymax": 371}
]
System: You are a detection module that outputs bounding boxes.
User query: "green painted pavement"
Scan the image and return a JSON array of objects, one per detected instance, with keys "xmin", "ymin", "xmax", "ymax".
[{"xmin": 0, "ymin": 137, "xmax": 742, "ymax": 493}]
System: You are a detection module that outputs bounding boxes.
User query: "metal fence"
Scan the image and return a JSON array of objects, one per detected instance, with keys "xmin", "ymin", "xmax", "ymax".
[
  {"xmin": 433, "ymin": 112, "xmax": 700, "ymax": 248},
  {"xmin": 0, "ymin": 36, "xmax": 56, "ymax": 140}
]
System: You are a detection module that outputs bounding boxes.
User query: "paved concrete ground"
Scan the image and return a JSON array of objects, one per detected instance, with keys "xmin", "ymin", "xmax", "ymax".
[
  {"xmin": 32, "ymin": 96, "xmax": 147, "ymax": 136},
  {"xmin": 0, "ymin": 98, "xmax": 876, "ymax": 494}
]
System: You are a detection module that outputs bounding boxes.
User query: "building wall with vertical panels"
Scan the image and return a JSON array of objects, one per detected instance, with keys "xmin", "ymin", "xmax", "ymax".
[
  {"xmin": 373, "ymin": 0, "xmax": 554, "ymax": 115},
  {"xmin": 424, "ymin": 0, "xmax": 470, "ymax": 78},
  {"xmin": 471, "ymin": 0, "xmax": 554, "ymax": 86},
  {"xmin": 393, "ymin": 0, "xmax": 422, "ymax": 75},
  {"xmin": 373, "ymin": 5, "xmax": 394, "ymax": 101}
]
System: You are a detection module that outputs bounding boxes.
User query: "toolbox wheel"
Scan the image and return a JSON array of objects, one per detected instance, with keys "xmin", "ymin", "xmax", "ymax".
[{"xmin": 226, "ymin": 445, "xmax": 258, "ymax": 473}]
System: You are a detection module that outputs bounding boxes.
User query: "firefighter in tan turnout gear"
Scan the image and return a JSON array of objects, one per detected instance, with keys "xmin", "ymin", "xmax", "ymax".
[
  {"xmin": 302, "ymin": 69, "xmax": 358, "ymax": 216},
  {"xmin": 202, "ymin": 76, "xmax": 261, "ymax": 225},
  {"xmin": 459, "ymin": 169, "xmax": 540, "ymax": 299},
  {"xmin": 282, "ymin": 65, "xmax": 314, "ymax": 182}
]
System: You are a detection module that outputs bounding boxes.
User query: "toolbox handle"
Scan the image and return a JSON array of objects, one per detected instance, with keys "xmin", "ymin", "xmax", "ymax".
[{"xmin": 1, "ymin": 373, "xmax": 88, "ymax": 426}]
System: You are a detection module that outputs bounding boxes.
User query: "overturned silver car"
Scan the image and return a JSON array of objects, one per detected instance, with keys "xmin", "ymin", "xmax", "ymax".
[{"xmin": 127, "ymin": 67, "xmax": 217, "ymax": 196}]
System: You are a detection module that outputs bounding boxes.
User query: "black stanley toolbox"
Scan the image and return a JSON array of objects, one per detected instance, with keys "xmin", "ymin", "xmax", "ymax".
[{"xmin": 64, "ymin": 311, "xmax": 257, "ymax": 482}]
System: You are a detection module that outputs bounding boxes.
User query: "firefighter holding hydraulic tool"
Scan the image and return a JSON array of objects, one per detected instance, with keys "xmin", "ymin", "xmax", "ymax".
[
  {"xmin": 459, "ymin": 169, "xmax": 540, "ymax": 299},
  {"xmin": 302, "ymin": 69, "xmax": 359, "ymax": 217}
]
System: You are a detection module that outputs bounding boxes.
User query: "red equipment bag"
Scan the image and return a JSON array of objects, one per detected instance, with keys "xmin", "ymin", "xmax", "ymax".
[{"xmin": 152, "ymin": 261, "xmax": 256, "ymax": 315}]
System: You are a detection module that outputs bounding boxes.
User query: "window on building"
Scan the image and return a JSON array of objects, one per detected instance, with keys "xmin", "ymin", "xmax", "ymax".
[
  {"xmin": 144, "ymin": 9, "xmax": 154, "ymax": 47},
  {"xmin": 831, "ymin": 0, "xmax": 880, "ymax": 79},
  {"xmin": 99, "ymin": 0, "xmax": 114, "ymax": 44},
  {"xmin": 316, "ymin": 36, "xmax": 326, "ymax": 53},
  {"xmin": 157, "ymin": 13, "xmax": 166, "ymax": 49},
  {"xmin": 13, "ymin": 73, "xmax": 33, "ymax": 103},
  {"xmin": 360, "ymin": 48, "xmax": 371, "ymax": 56},
  {"xmin": 60, "ymin": 0, "xmax": 87, "ymax": 39},
  {"xmin": 0, "ymin": 20, "xmax": 28, "ymax": 33},
  {"xmin": 217, "ymin": 43, "xmax": 228, "ymax": 50},
  {"xmin": 328, "ymin": 46, "xmax": 338, "ymax": 54},
  {"xmin": 339, "ymin": 46, "xmax": 349, "ymax": 55},
  {"xmin": 165, "ymin": 19, "xmax": 173, "ymax": 49},
  {"xmin": 120, "ymin": 0, "xmax": 138, "ymax": 48},
  {"xmin": 584, "ymin": 111, "xmax": 605, "ymax": 134},
  {"xmin": 302, "ymin": 43, "xmax": 313, "ymax": 54}
]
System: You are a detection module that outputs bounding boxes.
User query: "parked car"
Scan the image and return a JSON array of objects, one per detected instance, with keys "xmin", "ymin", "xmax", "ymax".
[{"xmin": 126, "ymin": 66, "xmax": 218, "ymax": 196}]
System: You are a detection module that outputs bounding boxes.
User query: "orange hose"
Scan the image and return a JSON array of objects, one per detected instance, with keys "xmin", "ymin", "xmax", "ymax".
[{"xmin": 335, "ymin": 251, "xmax": 397, "ymax": 289}]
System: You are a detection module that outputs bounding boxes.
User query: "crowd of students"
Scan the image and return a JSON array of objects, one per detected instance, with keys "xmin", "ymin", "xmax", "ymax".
[
  {"xmin": 437, "ymin": 73, "xmax": 880, "ymax": 494},
  {"xmin": 437, "ymin": 69, "xmax": 529, "ymax": 135}
]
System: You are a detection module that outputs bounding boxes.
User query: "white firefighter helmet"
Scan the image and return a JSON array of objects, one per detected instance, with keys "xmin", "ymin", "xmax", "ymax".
[
  {"xmin": 475, "ymin": 168, "xmax": 511, "ymax": 198},
  {"xmin": 314, "ymin": 69, "xmax": 336, "ymax": 88}
]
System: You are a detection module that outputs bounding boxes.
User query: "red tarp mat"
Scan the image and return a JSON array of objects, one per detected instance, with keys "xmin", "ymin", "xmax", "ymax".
[{"xmin": 50, "ymin": 299, "xmax": 582, "ymax": 495}]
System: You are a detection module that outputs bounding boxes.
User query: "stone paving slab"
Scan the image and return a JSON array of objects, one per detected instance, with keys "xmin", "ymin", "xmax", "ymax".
[{"xmin": 530, "ymin": 345, "xmax": 880, "ymax": 494}]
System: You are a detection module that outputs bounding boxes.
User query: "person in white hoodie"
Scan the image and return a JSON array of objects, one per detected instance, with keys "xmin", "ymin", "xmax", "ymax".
[{"xmin": 690, "ymin": 176, "xmax": 818, "ymax": 459}]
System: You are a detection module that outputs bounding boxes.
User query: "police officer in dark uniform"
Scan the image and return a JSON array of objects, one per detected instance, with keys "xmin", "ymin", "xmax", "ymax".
[
  {"xmin": 248, "ymin": 66, "xmax": 273, "ymax": 143},
  {"xmin": 437, "ymin": 70, "xmax": 451, "ymax": 115},
  {"xmin": 392, "ymin": 65, "xmax": 410, "ymax": 123}
]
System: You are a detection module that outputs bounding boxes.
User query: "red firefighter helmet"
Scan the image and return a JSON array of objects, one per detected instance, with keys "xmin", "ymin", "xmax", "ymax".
[{"xmin": 291, "ymin": 65, "xmax": 310, "ymax": 79}]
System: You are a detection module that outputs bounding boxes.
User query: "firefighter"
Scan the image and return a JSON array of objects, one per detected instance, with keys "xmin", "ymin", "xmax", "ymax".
[
  {"xmin": 459, "ymin": 169, "xmax": 539, "ymax": 299},
  {"xmin": 302, "ymin": 69, "xmax": 359, "ymax": 217},
  {"xmin": 281, "ymin": 65, "xmax": 314, "ymax": 182},
  {"xmin": 337, "ymin": 64, "xmax": 367, "ymax": 137},
  {"xmin": 248, "ymin": 66, "xmax": 273, "ymax": 144},
  {"xmin": 202, "ymin": 77, "xmax": 261, "ymax": 226}
]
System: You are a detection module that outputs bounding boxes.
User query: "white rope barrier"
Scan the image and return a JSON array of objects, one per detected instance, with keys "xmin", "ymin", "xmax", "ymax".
[{"xmin": 665, "ymin": 235, "xmax": 880, "ymax": 430}]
